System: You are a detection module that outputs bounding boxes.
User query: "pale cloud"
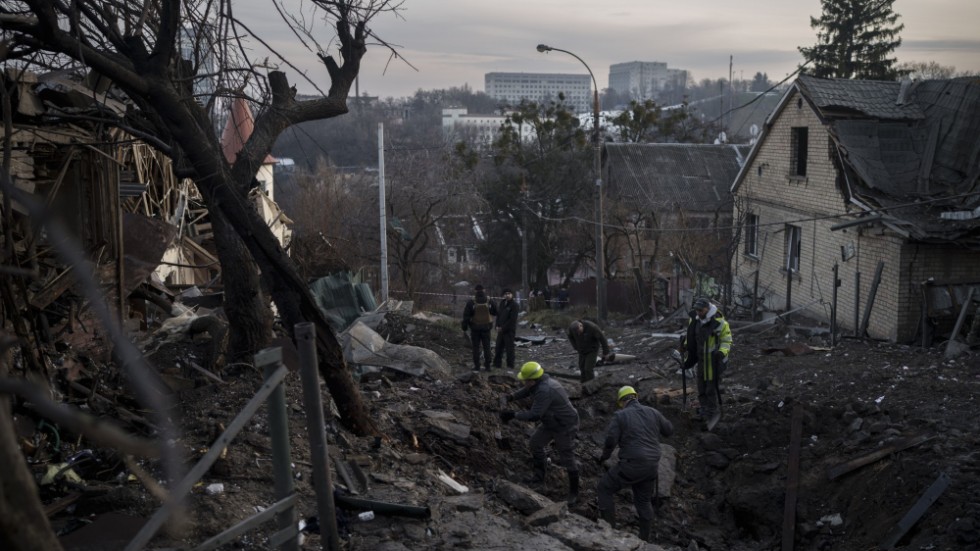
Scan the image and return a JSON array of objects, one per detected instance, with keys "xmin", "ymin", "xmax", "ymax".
[{"xmin": 239, "ymin": 0, "xmax": 980, "ymax": 98}]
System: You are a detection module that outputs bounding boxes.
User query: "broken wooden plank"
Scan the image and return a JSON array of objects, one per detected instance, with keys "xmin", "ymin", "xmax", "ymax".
[
  {"xmin": 333, "ymin": 455, "xmax": 359, "ymax": 495},
  {"xmin": 879, "ymin": 472, "xmax": 951, "ymax": 550},
  {"xmin": 858, "ymin": 261, "xmax": 885, "ymax": 337},
  {"xmin": 826, "ymin": 434, "xmax": 933, "ymax": 481},
  {"xmin": 28, "ymin": 267, "xmax": 75, "ymax": 310},
  {"xmin": 781, "ymin": 402, "xmax": 803, "ymax": 551}
]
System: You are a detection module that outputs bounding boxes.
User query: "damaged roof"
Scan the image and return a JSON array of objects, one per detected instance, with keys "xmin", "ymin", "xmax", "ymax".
[
  {"xmin": 813, "ymin": 76, "xmax": 980, "ymax": 245},
  {"xmin": 737, "ymin": 75, "xmax": 980, "ymax": 247},
  {"xmin": 605, "ymin": 143, "xmax": 750, "ymax": 213}
]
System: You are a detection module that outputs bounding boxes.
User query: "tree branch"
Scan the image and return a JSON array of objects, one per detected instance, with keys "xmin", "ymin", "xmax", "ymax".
[{"xmin": 0, "ymin": 378, "xmax": 163, "ymax": 459}]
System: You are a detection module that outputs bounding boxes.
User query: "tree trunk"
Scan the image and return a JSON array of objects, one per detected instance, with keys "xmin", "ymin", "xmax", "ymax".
[
  {"xmin": 210, "ymin": 208, "xmax": 272, "ymax": 363},
  {"xmin": 0, "ymin": 398, "xmax": 64, "ymax": 551},
  {"xmin": 202, "ymin": 186, "xmax": 377, "ymax": 435}
]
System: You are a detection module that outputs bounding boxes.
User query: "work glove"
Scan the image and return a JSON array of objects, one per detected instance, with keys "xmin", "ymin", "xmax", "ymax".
[
  {"xmin": 595, "ymin": 453, "xmax": 610, "ymax": 466},
  {"xmin": 683, "ymin": 354, "xmax": 697, "ymax": 369},
  {"xmin": 499, "ymin": 410, "xmax": 516, "ymax": 423},
  {"xmin": 603, "ymin": 353, "xmax": 615, "ymax": 363}
]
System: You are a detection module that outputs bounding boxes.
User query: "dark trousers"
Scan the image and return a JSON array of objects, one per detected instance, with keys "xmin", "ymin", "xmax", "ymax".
[
  {"xmin": 696, "ymin": 364, "xmax": 720, "ymax": 416},
  {"xmin": 597, "ymin": 458, "xmax": 659, "ymax": 521},
  {"xmin": 470, "ymin": 327, "xmax": 492, "ymax": 369},
  {"xmin": 529, "ymin": 424, "xmax": 579, "ymax": 471},
  {"xmin": 577, "ymin": 350, "xmax": 599, "ymax": 382},
  {"xmin": 493, "ymin": 330, "xmax": 516, "ymax": 368}
]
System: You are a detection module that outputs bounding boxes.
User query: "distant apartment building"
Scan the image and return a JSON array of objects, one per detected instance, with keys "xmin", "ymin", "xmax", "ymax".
[
  {"xmin": 485, "ymin": 72, "xmax": 592, "ymax": 113},
  {"xmin": 442, "ymin": 108, "xmax": 535, "ymax": 145},
  {"xmin": 608, "ymin": 61, "xmax": 688, "ymax": 100}
]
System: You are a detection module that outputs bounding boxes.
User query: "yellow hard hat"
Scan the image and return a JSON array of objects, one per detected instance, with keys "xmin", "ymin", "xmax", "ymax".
[
  {"xmin": 617, "ymin": 385, "xmax": 637, "ymax": 405},
  {"xmin": 517, "ymin": 361, "xmax": 544, "ymax": 381}
]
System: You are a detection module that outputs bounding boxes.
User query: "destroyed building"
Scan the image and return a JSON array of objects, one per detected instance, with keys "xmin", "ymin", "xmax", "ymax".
[{"xmin": 731, "ymin": 75, "xmax": 980, "ymax": 342}]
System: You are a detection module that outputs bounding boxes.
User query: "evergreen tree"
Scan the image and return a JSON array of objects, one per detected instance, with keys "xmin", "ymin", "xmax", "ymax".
[{"xmin": 799, "ymin": 0, "xmax": 905, "ymax": 79}]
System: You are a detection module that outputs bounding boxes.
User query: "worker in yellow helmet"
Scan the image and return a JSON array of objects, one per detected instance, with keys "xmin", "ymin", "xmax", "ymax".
[
  {"xmin": 595, "ymin": 386, "xmax": 674, "ymax": 542},
  {"xmin": 499, "ymin": 361, "xmax": 581, "ymax": 505}
]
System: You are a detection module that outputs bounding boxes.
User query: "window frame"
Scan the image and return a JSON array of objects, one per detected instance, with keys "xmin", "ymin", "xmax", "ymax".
[
  {"xmin": 744, "ymin": 213, "xmax": 760, "ymax": 258},
  {"xmin": 784, "ymin": 224, "xmax": 801, "ymax": 273},
  {"xmin": 790, "ymin": 126, "xmax": 809, "ymax": 178}
]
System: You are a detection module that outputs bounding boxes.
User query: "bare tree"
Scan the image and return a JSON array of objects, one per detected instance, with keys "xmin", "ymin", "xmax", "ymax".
[{"xmin": 0, "ymin": 0, "xmax": 404, "ymax": 426}]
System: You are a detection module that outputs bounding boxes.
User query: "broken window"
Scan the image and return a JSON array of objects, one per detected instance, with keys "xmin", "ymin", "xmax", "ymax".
[
  {"xmin": 790, "ymin": 127, "xmax": 808, "ymax": 177},
  {"xmin": 785, "ymin": 224, "xmax": 801, "ymax": 273},
  {"xmin": 745, "ymin": 213, "xmax": 759, "ymax": 257}
]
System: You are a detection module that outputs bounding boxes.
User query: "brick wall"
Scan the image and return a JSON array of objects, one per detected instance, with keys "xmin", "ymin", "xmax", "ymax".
[{"xmin": 730, "ymin": 88, "xmax": 965, "ymax": 342}]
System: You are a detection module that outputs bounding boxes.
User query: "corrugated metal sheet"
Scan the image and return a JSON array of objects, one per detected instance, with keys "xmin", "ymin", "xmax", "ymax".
[{"xmin": 605, "ymin": 143, "xmax": 750, "ymax": 213}]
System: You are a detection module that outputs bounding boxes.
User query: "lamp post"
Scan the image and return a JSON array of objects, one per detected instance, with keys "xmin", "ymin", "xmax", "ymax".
[{"xmin": 536, "ymin": 44, "xmax": 606, "ymax": 320}]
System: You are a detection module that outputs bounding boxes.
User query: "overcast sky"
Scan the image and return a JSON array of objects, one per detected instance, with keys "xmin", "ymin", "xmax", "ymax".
[{"xmin": 240, "ymin": 0, "xmax": 980, "ymax": 99}]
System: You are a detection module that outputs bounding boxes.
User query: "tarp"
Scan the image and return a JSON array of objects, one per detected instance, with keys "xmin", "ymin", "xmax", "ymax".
[
  {"xmin": 341, "ymin": 321, "xmax": 450, "ymax": 378},
  {"xmin": 309, "ymin": 272, "xmax": 379, "ymax": 331}
]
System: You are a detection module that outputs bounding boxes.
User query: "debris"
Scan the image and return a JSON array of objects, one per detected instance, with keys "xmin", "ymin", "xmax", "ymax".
[
  {"xmin": 880, "ymin": 472, "xmax": 951, "ymax": 550},
  {"xmin": 433, "ymin": 469, "xmax": 469, "ymax": 494},
  {"xmin": 205, "ymin": 483, "xmax": 224, "ymax": 495},
  {"xmin": 826, "ymin": 434, "xmax": 934, "ymax": 481}
]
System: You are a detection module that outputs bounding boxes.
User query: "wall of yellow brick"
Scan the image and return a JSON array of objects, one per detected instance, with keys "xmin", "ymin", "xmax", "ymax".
[{"xmin": 729, "ymin": 88, "xmax": 979, "ymax": 342}]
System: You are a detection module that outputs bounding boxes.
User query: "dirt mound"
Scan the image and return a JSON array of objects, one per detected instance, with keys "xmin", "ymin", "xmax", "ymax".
[{"xmin": 44, "ymin": 309, "xmax": 980, "ymax": 550}]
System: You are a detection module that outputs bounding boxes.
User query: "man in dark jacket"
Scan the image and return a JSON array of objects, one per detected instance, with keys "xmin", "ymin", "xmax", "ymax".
[
  {"xmin": 567, "ymin": 319, "xmax": 613, "ymax": 382},
  {"xmin": 492, "ymin": 288, "xmax": 519, "ymax": 369},
  {"xmin": 596, "ymin": 386, "xmax": 674, "ymax": 542},
  {"xmin": 462, "ymin": 285, "xmax": 498, "ymax": 371},
  {"xmin": 682, "ymin": 297, "xmax": 732, "ymax": 429},
  {"xmin": 500, "ymin": 361, "xmax": 581, "ymax": 505}
]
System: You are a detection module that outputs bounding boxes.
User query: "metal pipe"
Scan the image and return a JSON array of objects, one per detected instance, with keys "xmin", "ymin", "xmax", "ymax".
[{"xmin": 334, "ymin": 494, "xmax": 432, "ymax": 520}]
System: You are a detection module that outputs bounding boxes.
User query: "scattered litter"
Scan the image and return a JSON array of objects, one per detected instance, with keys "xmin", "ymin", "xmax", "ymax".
[{"xmin": 205, "ymin": 483, "xmax": 224, "ymax": 495}]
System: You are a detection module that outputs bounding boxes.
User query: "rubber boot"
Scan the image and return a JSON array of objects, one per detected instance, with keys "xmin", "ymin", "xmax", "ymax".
[
  {"xmin": 567, "ymin": 471, "xmax": 580, "ymax": 506},
  {"xmin": 599, "ymin": 508, "xmax": 616, "ymax": 529},
  {"xmin": 638, "ymin": 519, "xmax": 653, "ymax": 542}
]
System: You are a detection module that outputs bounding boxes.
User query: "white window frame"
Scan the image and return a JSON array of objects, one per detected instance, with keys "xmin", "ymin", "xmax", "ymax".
[
  {"xmin": 745, "ymin": 213, "xmax": 759, "ymax": 258},
  {"xmin": 785, "ymin": 224, "xmax": 801, "ymax": 273}
]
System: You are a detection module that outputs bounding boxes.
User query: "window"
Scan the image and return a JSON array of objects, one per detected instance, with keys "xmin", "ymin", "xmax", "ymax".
[
  {"xmin": 784, "ymin": 225, "xmax": 801, "ymax": 273},
  {"xmin": 790, "ymin": 127, "xmax": 808, "ymax": 177},
  {"xmin": 745, "ymin": 213, "xmax": 759, "ymax": 257}
]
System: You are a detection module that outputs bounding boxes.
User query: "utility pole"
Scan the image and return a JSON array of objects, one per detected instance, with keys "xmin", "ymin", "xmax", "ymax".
[{"xmin": 378, "ymin": 123, "xmax": 389, "ymax": 303}]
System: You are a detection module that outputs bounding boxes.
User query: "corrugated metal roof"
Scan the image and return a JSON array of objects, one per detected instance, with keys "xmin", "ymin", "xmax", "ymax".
[
  {"xmin": 605, "ymin": 143, "xmax": 750, "ymax": 212},
  {"xmin": 797, "ymin": 75, "xmax": 924, "ymax": 120}
]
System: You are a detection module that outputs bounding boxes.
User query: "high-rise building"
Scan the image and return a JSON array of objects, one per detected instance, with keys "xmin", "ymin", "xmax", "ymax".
[
  {"xmin": 609, "ymin": 61, "xmax": 688, "ymax": 100},
  {"xmin": 485, "ymin": 72, "xmax": 592, "ymax": 113}
]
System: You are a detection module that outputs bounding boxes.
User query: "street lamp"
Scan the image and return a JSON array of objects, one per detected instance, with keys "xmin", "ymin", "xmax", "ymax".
[{"xmin": 536, "ymin": 44, "xmax": 606, "ymax": 320}]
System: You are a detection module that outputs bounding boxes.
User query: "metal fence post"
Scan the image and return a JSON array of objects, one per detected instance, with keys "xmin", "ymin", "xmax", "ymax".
[
  {"xmin": 255, "ymin": 348, "xmax": 298, "ymax": 551},
  {"xmin": 295, "ymin": 323, "xmax": 341, "ymax": 550}
]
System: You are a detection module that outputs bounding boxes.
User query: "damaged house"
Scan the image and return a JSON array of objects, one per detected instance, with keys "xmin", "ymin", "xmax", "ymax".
[
  {"xmin": 604, "ymin": 143, "xmax": 750, "ymax": 311},
  {"xmin": 731, "ymin": 74, "xmax": 980, "ymax": 342}
]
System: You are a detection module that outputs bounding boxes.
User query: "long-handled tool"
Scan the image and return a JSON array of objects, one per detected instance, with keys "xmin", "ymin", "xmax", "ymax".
[{"xmin": 670, "ymin": 349, "xmax": 686, "ymax": 407}]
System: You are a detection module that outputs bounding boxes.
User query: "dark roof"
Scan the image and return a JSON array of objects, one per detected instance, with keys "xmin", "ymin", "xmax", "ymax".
[
  {"xmin": 606, "ymin": 143, "xmax": 750, "ymax": 213},
  {"xmin": 821, "ymin": 78, "xmax": 980, "ymax": 243},
  {"xmin": 796, "ymin": 75, "xmax": 925, "ymax": 120},
  {"xmin": 734, "ymin": 75, "xmax": 980, "ymax": 246}
]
